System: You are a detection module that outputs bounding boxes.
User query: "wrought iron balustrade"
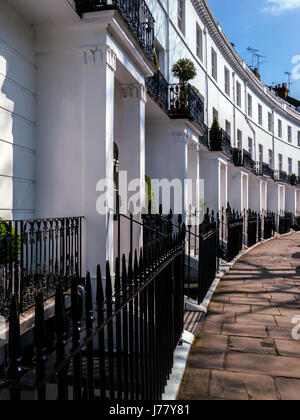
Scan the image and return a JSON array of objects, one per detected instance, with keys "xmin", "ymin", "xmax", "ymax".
[
  {"xmin": 255, "ymin": 162, "xmax": 274, "ymax": 179},
  {"xmin": 0, "ymin": 217, "xmax": 83, "ymax": 318},
  {"xmin": 199, "ymin": 132, "xmax": 209, "ymax": 148},
  {"xmin": 1, "ymin": 230, "xmax": 185, "ymax": 400},
  {"xmin": 274, "ymin": 169, "xmax": 288, "ymax": 183},
  {"xmin": 246, "ymin": 211, "xmax": 258, "ymax": 248},
  {"xmin": 219, "ymin": 208, "xmax": 243, "ymax": 262},
  {"xmin": 290, "ymin": 175, "xmax": 297, "ymax": 186},
  {"xmin": 209, "ymin": 128, "xmax": 233, "ymax": 159},
  {"xmin": 232, "ymin": 148, "xmax": 243, "ymax": 166},
  {"xmin": 278, "ymin": 212, "xmax": 292, "ymax": 234},
  {"xmin": 242, "ymin": 149, "xmax": 255, "ymax": 172},
  {"xmin": 75, "ymin": 0, "xmax": 155, "ymax": 61},
  {"xmin": 263, "ymin": 211, "xmax": 275, "ymax": 240},
  {"xmin": 145, "ymin": 70, "xmax": 169, "ymax": 112},
  {"xmin": 169, "ymin": 83, "xmax": 206, "ymax": 130}
]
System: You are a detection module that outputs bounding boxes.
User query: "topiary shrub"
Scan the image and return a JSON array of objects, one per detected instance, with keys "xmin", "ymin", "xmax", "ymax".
[
  {"xmin": 172, "ymin": 58, "xmax": 197, "ymax": 83},
  {"xmin": 209, "ymin": 118, "xmax": 222, "ymax": 150},
  {"xmin": 290, "ymin": 173, "xmax": 297, "ymax": 186}
]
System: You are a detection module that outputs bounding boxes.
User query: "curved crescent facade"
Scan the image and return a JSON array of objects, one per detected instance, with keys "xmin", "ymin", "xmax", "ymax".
[{"xmin": 0, "ymin": 0, "xmax": 299, "ymax": 272}]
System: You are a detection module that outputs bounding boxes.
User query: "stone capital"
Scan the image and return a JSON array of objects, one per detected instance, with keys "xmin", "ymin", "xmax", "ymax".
[
  {"xmin": 82, "ymin": 45, "xmax": 117, "ymax": 71},
  {"xmin": 122, "ymin": 84, "xmax": 147, "ymax": 104}
]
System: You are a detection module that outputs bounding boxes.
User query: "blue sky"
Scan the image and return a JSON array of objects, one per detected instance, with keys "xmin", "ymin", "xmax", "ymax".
[{"xmin": 207, "ymin": 0, "xmax": 300, "ymax": 99}]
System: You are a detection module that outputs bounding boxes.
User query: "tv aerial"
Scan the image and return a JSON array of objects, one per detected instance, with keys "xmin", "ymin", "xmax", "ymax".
[
  {"xmin": 284, "ymin": 71, "xmax": 293, "ymax": 93},
  {"xmin": 247, "ymin": 47, "xmax": 259, "ymax": 69},
  {"xmin": 254, "ymin": 53, "xmax": 266, "ymax": 73}
]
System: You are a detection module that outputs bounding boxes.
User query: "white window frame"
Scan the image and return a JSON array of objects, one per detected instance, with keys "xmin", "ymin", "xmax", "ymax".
[
  {"xmin": 211, "ymin": 48, "xmax": 218, "ymax": 81},
  {"xmin": 278, "ymin": 119, "xmax": 282, "ymax": 138},
  {"xmin": 258, "ymin": 104, "xmax": 263, "ymax": 126},
  {"xmin": 288, "ymin": 126, "xmax": 292, "ymax": 144},
  {"xmin": 196, "ymin": 24, "xmax": 203, "ymax": 61},
  {"xmin": 178, "ymin": 0, "xmax": 185, "ymax": 34},
  {"xmin": 236, "ymin": 81, "xmax": 241, "ymax": 108},
  {"xmin": 248, "ymin": 94, "xmax": 252, "ymax": 118},
  {"xmin": 288, "ymin": 158, "xmax": 293, "ymax": 175},
  {"xmin": 224, "ymin": 66, "xmax": 230, "ymax": 96},
  {"xmin": 278, "ymin": 153, "xmax": 283, "ymax": 171}
]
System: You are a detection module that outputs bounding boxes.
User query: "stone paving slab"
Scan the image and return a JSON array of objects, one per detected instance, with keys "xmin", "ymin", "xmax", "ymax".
[{"xmin": 178, "ymin": 233, "xmax": 300, "ymax": 400}]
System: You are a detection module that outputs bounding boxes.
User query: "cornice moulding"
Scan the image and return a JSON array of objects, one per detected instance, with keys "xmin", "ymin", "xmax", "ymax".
[{"xmin": 192, "ymin": 0, "xmax": 300, "ymax": 125}]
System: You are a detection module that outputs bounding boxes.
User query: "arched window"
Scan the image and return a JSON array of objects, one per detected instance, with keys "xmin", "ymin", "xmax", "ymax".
[{"xmin": 114, "ymin": 143, "xmax": 119, "ymax": 218}]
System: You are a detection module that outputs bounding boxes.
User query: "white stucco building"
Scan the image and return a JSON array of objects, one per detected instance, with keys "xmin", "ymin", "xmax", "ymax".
[{"xmin": 1, "ymin": 0, "xmax": 300, "ymax": 275}]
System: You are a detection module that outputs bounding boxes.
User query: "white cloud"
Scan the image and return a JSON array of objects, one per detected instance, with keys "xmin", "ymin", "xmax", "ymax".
[{"xmin": 263, "ymin": 0, "xmax": 300, "ymax": 14}]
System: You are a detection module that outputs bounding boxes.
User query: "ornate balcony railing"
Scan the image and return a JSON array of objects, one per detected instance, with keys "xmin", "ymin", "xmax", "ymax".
[
  {"xmin": 209, "ymin": 128, "xmax": 232, "ymax": 159},
  {"xmin": 290, "ymin": 175, "xmax": 297, "ymax": 186},
  {"xmin": 169, "ymin": 83, "xmax": 206, "ymax": 131},
  {"xmin": 274, "ymin": 169, "xmax": 288, "ymax": 183},
  {"xmin": 242, "ymin": 149, "xmax": 255, "ymax": 172},
  {"xmin": 75, "ymin": 0, "xmax": 155, "ymax": 61},
  {"xmin": 255, "ymin": 162, "xmax": 274, "ymax": 179},
  {"xmin": 145, "ymin": 70, "xmax": 169, "ymax": 112},
  {"xmin": 232, "ymin": 148, "xmax": 243, "ymax": 166},
  {"xmin": 199, "ymin": 132, "xmax": 209, "ymax": 148},
  {"xmin": 0, "ymin": 217, "xmax": 83, "ymax": 318}
]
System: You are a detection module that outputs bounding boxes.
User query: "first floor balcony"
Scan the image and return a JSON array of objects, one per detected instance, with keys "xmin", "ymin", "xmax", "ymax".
[
  {"xmin": 255, "ymin": 162, "xmax": 274, "ymax": 179},
  {"xmin": 145, "ymin": 70, "xmax": 169, "ymax": 112},
  {"xmin": 75, "ymin": 0, "xmax": 155, "ymax": 61},
  {"xmin": 242, "ymin": 149, "xmax": 255, "ymax": 172},
  {"xmin": 274, "ymin": 169, "xmax": 288, "ymax": 184},
  {"xmin": 146, "ymin": 73, "xmax": 207, "ymax": 132},
  {"xmin": 209, "ymin": 129, "xmax": 233, "ymax": 159},
  {"xmin": 169, "ymin": 83, "xmax": 206, "ymax": 131}
]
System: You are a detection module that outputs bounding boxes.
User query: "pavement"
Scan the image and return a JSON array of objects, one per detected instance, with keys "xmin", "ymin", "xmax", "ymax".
[{"xmin": 178, "ymin": 232, "xmax": 300, "ymax": 400}]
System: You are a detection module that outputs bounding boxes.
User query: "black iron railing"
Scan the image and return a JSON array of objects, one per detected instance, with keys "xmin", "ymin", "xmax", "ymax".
[
  {"xmin": 169, "ymin": 83, "xmax": 206, "ymax": 130},
  {"xmin": 294, "ymin": 216, "xmax": 300, "ymax": 231},
  {"xmin": 219, "ymin": 208, "xmax": 243, "ymax": 262},
  {"xmin": 232, "ymin": 148, "xmax": 243, "ymax": 166},
  {"xmin": 0, "ymin": 231, "xmax": 185, "ymax": 400},
  {"xmin": 145, "ymin": 70, "xmax": 169, "ymax": 112},
  {"xmin": 274, "ymin": 169, "xmax": 288, "ymax": 183},
  {"xmin": 263, "ymin": 211, "xmax": 275, "ymax": 239},
  {"xmin": 278, "ymin": 212, "xmax": 292, "ymax": 234},
  {"xmin": 140, "ymin": 207, "xmax": 218, "ymax": 306},
  {"xmin": 209, "ymin": 129, "xmax": 232, "ymax": 159},
  {"xmin": 242, "ymin": 149, "xmax": 255, "ymax": 172},
  {"xmin": 75, "ymin": 0, "xmax": 155, "ymax": 61},
  {"xmin": 255, "ymin": 162, "xmax": 274, "ymax": 179},
  {"xmin": 199, "ymin": 132, "xmax": 209, "ymax": 148},
  {"xmin": 246, "ymin": 211, "xmax": 258, "ymax": 248},
  {"xmin": 290, "ymin": 175, "xmax": 297, "ymax": 186},
  {"xmin": 0, "ymin": 217, "xmax": 83, "ymax": 318}
]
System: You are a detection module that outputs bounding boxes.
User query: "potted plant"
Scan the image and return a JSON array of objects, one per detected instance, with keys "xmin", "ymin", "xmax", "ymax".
[
  {"xmin": 290, "ymin": 173, "xmax": 297, "ymax": 186},
  {"xmin": 209, "ymin": 118, "xmax": 222, "ymax": 150},
  {"xmin": 171, "ymin": 58, "xmax": 197, "ymax": 113}
]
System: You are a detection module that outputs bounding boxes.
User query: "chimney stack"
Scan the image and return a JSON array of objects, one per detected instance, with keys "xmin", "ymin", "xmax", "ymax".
[
  {"xmin": 252, "ymin": 68, "xmax": 261, "ymax": 80},
  {"xmin": 274, "ymin": 83, "xmax": 289, "ymax": 100}
]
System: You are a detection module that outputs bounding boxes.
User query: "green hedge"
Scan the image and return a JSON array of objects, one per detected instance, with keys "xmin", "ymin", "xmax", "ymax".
[{"xmin": 0, "ymin": 220, "xmax": 21, "ymax": 264}]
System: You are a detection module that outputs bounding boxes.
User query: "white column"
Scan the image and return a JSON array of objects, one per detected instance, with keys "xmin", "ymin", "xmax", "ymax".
[
  {"xmin": 82, "ymin": 45, "xmax": 116, "ymax": 276},
  {"xmin": 121, "ymin": 84, "xmax": 147, "ymax": 253},
  {"xmin": 219, "ymin": 160, "xmax": 228, "ymax": 212}
]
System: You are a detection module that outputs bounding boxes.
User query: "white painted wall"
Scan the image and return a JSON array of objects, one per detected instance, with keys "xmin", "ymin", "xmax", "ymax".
[{"xmin": 0, "ymin": 0, "xmax": 36, "ymax": 220}]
